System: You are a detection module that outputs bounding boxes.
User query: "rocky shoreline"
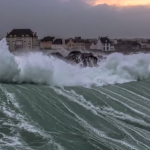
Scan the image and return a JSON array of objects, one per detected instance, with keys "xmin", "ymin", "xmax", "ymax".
[{"xmin": 49, "ymin": 51, "xmax": 101, "ymax": 67}]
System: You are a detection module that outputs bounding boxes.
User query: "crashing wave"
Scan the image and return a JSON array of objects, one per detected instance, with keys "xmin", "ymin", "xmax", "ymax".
[{"xmin": 1, "ymin": 38, "xmax": 150, "ymax": 86}]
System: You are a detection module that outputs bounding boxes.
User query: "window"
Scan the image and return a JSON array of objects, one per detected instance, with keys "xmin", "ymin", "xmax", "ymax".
[
  {"xmin": 26, "ymin": 35, "xmax": 29, "ymax": 37},
  {"xmin": 9, "ymin": 35, "xmax": 12, "ymax": 37},
  {"xmin": 14, "ymin": 35, "xmax": 16, "ymax": 37},
  {"xmin": 22, "ymin": 35, "xmax": 24, "ymax": 37}
]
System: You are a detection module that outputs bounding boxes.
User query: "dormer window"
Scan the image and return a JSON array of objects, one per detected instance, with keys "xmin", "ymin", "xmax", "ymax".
[
  {"xmin": 9, "ymin": 35, "xmax": 12, "ymax": 37},
  {"xmin": 22, "ymin": 35, "xmax": 24, "ymax": 37},
  {"xmin": 14, "ymin": 35, "xmax": 16, "ymax": 37}
]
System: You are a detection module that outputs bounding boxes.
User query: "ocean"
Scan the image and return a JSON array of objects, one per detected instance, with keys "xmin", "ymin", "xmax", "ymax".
[{"xmin": 1, "ymin": 38, "xmax": 150, "ymax": 150}]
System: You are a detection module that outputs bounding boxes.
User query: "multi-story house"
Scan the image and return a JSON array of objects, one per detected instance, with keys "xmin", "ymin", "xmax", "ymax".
[
  {"xmin": 6, "ymin": 29, "xmax": 38, "ymax": 51},
  {"xmin": 40, "ymin": 36, "xmax": 55, "ymax": 50},
  {"xmin": 90, "ymin": 37, "xmax": 115, "ymax": 51}
]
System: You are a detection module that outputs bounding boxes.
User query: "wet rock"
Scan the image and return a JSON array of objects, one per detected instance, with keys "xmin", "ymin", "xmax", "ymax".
[{"xmin": 66, "ymin": 51, "xmax": 98, "ymax": 67}]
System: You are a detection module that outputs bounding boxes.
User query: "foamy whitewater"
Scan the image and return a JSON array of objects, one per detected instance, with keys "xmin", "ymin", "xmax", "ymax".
[{"xmin": 1, "ymin": 38, "xmax": 150, "ymax": 86}]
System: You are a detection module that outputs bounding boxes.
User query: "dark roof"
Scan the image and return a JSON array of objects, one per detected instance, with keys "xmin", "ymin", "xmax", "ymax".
[
  {"xmin": 73, "ymin": 39, "xmax": 85, "ymax": 43},
  {"xmin": 6, "ymin": 29, "xmax": 36, "ymax": 37},
  {"xmin": 131, "ymin": 42, "xmax": 141, "ymax": 46},
  {"xmin": 65, "ymin": 38, "xmax": 85, "ymax": 44},
  {"xmin": 65, "ymin": 39, "xmax": 70, "ymax": 44},
  {"xmin": 83, "ymin": 39, "xmax": 91, "ymax": 44},
  {"xmin": 99, "ymin": 37, "xmax": 111, "ymax": 44},
  {"xmin": 41, "ymin": 36, "xmax": 54, "ymax": 42},
  {"xmin": 52, "ymin": 39, "xmax": 63, "ymax": 45}
]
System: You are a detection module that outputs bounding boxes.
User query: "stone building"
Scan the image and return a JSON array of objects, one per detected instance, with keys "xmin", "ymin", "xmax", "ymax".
[
  {"xmin": 40, "ymin": 36, "xmax": 55, "ymax": 50},
  {"xmin": 6, "ymin": 29, "xmax": 38, "ymax": 51}
]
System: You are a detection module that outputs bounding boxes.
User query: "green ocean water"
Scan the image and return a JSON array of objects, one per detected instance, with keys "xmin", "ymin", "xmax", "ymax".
[{"xmin": 1, "ymin": 80, "xmax": 150, "ymax": 150}]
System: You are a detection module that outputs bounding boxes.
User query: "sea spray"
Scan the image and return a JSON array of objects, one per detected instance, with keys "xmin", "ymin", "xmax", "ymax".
[
  {"xmin": 1, "ymin": 38, "xmax": 150, "ymax": 86},
  {"xmin": 0, "ymin": 39, "xmax": 20, "ymax": 82}
]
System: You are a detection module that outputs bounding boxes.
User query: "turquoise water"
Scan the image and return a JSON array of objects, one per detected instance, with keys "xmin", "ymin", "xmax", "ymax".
[{"xmin": 1, "ymin": 80, "xmax": 150, "ymax": 150}]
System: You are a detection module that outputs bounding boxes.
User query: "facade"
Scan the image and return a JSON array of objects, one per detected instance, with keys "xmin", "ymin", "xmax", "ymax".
[
  {"xmin": 65, "ymin": 38, "xmax": 75, "ymax": 50},
  {"xmin": 51, "ymin": 39, "xmax": 66, "ymax": 50},
  {"xmin": 6, "ymin": 29, "xmax": 38, "ymax": 51},
  {"xmin": 73, "ymin": 37, "xmax": 85, "ymax": 50},
  {"xmin": 40, "ymin": 36, "xmax": 55, "ymax": 50},
  {"xmin": 90, "ymin": 37, "xmax": 114, "ymax": 51},
  {"xmin": 90, "ymin": 41, "xmax": 97, "ymax": 50},
  {"xmin": 65, "ymin": 37, "xmax": 86, "ymax": 50},
  {"xmin": 51, "ymin": 37, "xmax": 86, "ymax": 50}
]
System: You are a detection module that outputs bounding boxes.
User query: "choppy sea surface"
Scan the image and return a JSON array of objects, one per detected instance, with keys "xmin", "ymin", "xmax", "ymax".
[{"xmin": 1, "ymin": 38, "xmax": 150, "ymax": 150}]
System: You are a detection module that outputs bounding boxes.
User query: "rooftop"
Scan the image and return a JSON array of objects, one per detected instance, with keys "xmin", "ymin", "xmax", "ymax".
[
  {"xmin": 52, "ymin": 39, "xmax": 63, "ymax": 45},
  {"xmin": 6, "ymin": 29, "xmax": 37, "ymax": 38},
  {"xmin": 41, "ymin": 36, "xmax": 55, "ymax": 42}
]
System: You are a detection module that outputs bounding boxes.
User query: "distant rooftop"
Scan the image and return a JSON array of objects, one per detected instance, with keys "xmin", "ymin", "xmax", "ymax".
[
  {"xmin": 99, "ymin": 37, "xmax": 111, "ymax": 44},
  {"xmin": 6, "ymin": 29, "xmax": 37, "ymax": 37},
  {"xmin": 41, "ymin": 36, "xmax": 55, "ymax": 42},
  {"xmin": 52, "ymin": 39, "xmax": 63, "ymax": 45}
]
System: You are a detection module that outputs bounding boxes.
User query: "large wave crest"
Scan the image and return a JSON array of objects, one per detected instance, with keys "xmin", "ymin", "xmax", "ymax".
[{"xmin": 1, "ymin": 38, "xmax": 150, "ymax": 86}]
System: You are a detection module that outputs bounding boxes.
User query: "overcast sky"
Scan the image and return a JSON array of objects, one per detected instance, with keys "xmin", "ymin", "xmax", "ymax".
[{"xmin": 0, "ymin": 0, "xmax": 150, "ymax": 39}]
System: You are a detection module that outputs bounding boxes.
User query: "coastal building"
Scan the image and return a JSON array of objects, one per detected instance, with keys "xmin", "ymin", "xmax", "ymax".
[
  {"xmin": 90, "ymin": 37, "xmax": 114, "ymax": 51},
  {"xmin": 114, "ymin": 40, "xmax": 142, "ymax": 51},
  {"xmin": 131, "ymin": 42, "xmax": 141, "ymax": 50},
  {"xmin": 84, "ymin": 40, "xmax": 92, "ymax": 50},
  {"xmin": 65, "ymin": 38, "xmax": 75, "ymax": 50},
  {"xmin": 51, "ymin": 38, "xmax": 66, "ymax": 50},
  {"xmin": 51, "ymin": 37, "xmax": 86, "ymax": 50},
  {"xmin": 73, "ymin": 37, "xmax": 85, "ymax": 50},
  {"xmin": 140, "ymin": 41, "xmax": 150, "ymax": 49},
  {"xmin": 40, "ymin": 36, "xmax": 55, "ymax": 50},
  {"xmin": 6, "ymin": 29, "xmax": 38, "ymax": 51},
  {"xmin": 90, "ymin": 41, "xmax": 97, "ymax": 50}
]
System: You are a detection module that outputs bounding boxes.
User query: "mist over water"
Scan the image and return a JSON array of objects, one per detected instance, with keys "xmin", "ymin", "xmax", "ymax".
[{"xmin": 1, "ymin": 38, "xmax": 150, "ymax": 86}]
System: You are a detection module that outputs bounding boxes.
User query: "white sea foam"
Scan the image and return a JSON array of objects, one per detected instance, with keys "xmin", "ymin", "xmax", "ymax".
[{"xmin": 1, "ymin": 38, "xmax": 150, "ymax": 87}]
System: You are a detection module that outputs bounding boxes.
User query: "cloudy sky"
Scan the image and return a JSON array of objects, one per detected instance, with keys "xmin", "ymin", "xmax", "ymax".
[{"xmin": 0, "ymin": 0, "xmax": 150, "ymax": 39}]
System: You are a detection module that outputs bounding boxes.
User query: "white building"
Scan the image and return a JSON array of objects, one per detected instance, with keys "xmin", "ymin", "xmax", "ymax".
[
  {"xmin": 90, "ymin": 37, "xmax": 115, "ymax": 51},
  {"xmin": 6, "ymin": 29, "xmax": 38, "ymax": 51}
]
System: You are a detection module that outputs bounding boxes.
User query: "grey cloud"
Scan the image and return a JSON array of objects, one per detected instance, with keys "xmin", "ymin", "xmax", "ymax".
[{"xmin": 0, "ymin": 0, "xmax": 150, "ymax": 39}]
